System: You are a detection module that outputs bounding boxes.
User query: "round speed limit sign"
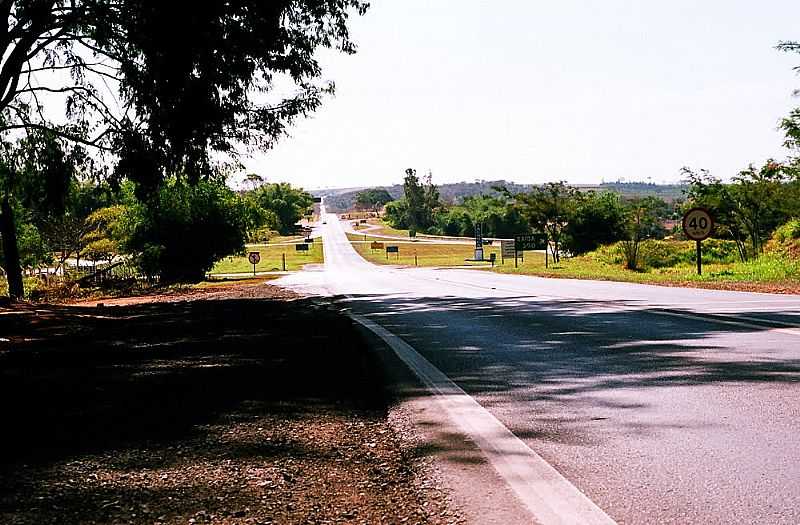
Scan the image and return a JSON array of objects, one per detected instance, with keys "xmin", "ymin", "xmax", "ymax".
[{"xmin": 682, "ymin": 208, "xmax": 713, "ymax": 241}]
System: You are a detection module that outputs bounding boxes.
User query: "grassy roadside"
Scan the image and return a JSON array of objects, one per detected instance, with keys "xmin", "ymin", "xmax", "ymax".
[
  {"xmin": 489, "ymin": 251, "xmax": 800, "ymax": 293},
  {"xmin": 349, "ymin": 231, "xmax": 800, "ymax": 293},
  {"xmin": 348, "ymin": 233, "xmax": 500, "ymax": 267},
  {"xmin": 210, "ymin": 241, "xmax": 323, "ymax": 275},
  {"xmin": 353, "ymin": 218, "xmax": 412, "ymax": 238}
]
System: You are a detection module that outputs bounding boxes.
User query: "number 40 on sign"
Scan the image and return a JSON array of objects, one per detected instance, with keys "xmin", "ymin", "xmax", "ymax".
[{"xmin": 682, "ymin": 207, "xmax": 714, "ymax": 275}]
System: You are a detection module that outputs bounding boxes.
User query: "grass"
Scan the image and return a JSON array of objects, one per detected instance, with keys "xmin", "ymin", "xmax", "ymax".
[
  {"xmin": 491, "ymin": 251, "xmax": 800, "ymax": 286},
  {"xmin": 359, "ymin": 219, "xmax": 413, "ymax": 238},
  {"xmin": 349, "ymin": 232, "xmax": 800, "ymax": 291},
  {"xmin": 348, "ymin": 233, "xmax": 501, "ymax": 267},
  {"xmin": 210, "ymin": 241, "xmax": 323, "ymax": 275}
]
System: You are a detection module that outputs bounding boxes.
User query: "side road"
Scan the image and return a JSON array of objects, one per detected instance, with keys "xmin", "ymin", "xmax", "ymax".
[{"xmin": 0, "ymin": 281, "xmax": 461, "ymax": 525}]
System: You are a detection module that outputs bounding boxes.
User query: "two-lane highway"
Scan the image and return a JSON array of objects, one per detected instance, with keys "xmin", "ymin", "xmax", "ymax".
[{"xmin": 277, "ymin": 209, "xmax": 800, "ymax": 524}]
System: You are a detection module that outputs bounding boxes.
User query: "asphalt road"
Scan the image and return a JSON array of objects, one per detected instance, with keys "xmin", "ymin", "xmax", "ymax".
[{"xmin": 278, "ymin": 208, "xmax": 800, "ymax": 524}]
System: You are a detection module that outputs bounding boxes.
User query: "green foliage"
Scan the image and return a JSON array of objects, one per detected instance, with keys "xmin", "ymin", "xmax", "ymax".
[
  {"xmin": 82, "ymin": 205, "xmax": 128, "ymax": 262},
  {"xmin": 122, "ymin": 178, "xmax": 261, "ymax": 281},
  {"xmin": 384, "ymin": 170, "xmax": 441, "ymax": 233},
  {"xmin": 513, "ymin": 182, "xmax": 579, "ymax": 262},
  {"xmin": 591, "ymin": 239, "xmax": 740, "ymax": 269},
  {"xmin": 403, "ymin": 168, "xmax": 429, "ymax": 231},
  {"xmin": 684, "ymin": 162, "xmax": 797, "ymax": 260},
  {"xmin": 618, "ymin": 197, "xmax": 668, "ymax": 270},
  {"xmin": 384, "ymin": 198, "xmax": 410, "ymax": 230},
  {"xmin": 354, "ymin": 188, "xmax": 392, "ymax": 211},
  {"xmin": 251, "ymin": 183, "xmax": 313, "ymax": 235},
  {"xmin": 564, "ymin": 192, "xmax": 628, "ymax": 254},
  {"xmin": 773, "ymin": 219, "xmax": 800, "ymax": 243}
]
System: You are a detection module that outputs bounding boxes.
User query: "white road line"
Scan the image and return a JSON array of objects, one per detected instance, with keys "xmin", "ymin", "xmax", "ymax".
[{"xmin": 349, "ymin": 312, "xmax": 618, "ymax": 525}]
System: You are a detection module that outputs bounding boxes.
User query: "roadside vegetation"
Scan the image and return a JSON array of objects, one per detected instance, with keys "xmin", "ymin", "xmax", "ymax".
[{"xmin": 0, "ymin": 1, "xmax": 365, "ymax": 302}]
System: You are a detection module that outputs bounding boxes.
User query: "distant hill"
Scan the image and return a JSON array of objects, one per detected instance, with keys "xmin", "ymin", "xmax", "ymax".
[
  {"xmin": 320, "ymin": 180, "xmax": 535, "ymax": 213},
  {"xmin": 319, "ymin": 180, "xmax": 688, "ymax": 213}
]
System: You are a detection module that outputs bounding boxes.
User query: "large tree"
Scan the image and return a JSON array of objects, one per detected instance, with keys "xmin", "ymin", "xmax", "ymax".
[
  {"xmin": 513, "ymin": 182, "xmax": 578, "ymax": 262},
  {"xmin": 0, "ymin": 0, "xmax": 368, "ymax": 298}
]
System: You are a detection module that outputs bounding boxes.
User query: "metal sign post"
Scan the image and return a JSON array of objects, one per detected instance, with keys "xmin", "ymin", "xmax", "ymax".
[
  {"xmin": 682, "ymin": 207, "xmax": 714, "ymax": 275},
  {"xmin": 248, "ymin": 251, "xmax": 261, "ymax": 276},
  {"xmin": 501, "ymin": 240, "xmax": 515, "ymax": 266}
]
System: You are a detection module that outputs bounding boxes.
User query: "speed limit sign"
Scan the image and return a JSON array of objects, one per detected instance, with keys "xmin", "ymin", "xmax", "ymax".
[{"xmin": 682, "ymin": 208, "xmax": 713, "ymax": 241}]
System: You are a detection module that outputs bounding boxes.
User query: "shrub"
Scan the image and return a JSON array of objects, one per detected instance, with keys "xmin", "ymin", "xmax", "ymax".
[
  {"xmin": 590, "ymin": 239, "xmax": 740, "ymax": 269},
  {"xmin": 123, "ymin": 178, "xmax": 261, "ymax": 282}
]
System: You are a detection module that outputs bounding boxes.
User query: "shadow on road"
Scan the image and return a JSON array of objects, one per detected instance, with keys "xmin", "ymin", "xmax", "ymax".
[{"xmin": 341, "ymin": 292, "xmax": 800, "ymax": 462}]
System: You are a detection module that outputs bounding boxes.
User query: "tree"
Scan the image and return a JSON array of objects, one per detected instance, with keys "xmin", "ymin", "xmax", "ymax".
[
  {"xmin": 0, "ymin": 1, "xmax": 368, "ymax": 298},
  {"xmin": 354, "ymin": 188, "xmax": 392, "ymax": 212},
  {"xmin": 513, "ymin": 182, "xmax": 578, "ymax": 262},
  {"xmin": 0, "ymin": 130, "xmax": 86, "ymax": 297},
  {"xmin": 564, "ymin": 191, "xmax": 628, "ymax": 254},
  {"xmin": 684, "ymin": 162, "xmax": 793, "ymax": 260},
  {"xmin": 383, "ymin": 198, "xmax": 409, "ymax": 230},
  {"xmin": 619, "ymin": 197, "xmax": 664, "ymax": 270},
  {"xmin": 122, "ymin": 177, "xmax": 262, "ymax": 282},
  {"xmin": 252, "ymin": 182, "xmax": 313, "ymax": 235},
  {"xmin": 403, "ymin": 168, "xmax": 426, "ymax": 234}
]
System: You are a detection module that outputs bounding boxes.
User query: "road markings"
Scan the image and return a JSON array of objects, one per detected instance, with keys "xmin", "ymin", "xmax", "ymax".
[{"xmin": 349, "ymin": 312, "xmax": 618, "ymax": 525}]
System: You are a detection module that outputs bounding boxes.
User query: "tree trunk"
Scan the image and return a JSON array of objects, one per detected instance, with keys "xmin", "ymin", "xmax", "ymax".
[{"xmin": 0, "ymin": 194, "xmax": 24, "ymax": 300}]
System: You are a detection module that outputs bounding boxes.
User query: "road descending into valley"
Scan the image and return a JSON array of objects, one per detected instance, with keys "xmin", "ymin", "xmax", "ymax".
[{"xmin": 277, "ymin": 208, "xmax": 800, "ymax": 524}]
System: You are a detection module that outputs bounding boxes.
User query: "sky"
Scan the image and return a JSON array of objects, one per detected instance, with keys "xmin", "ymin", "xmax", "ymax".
[{"xmin": 240, "ymin": 0, "xmax": 800, "ymax": 190}]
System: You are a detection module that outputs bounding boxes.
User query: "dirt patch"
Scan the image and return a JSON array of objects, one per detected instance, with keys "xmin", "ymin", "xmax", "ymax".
[{"xmin": 0, "ymin": 282, "xmax": 459, "ymax": 524}]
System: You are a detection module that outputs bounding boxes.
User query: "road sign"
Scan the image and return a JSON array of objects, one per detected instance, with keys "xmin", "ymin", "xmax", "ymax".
[
  {"xmin": 371, "ymin": 241, "xmax": 384, "ymax": 250},
  {"xmin": 248, "ymin": 251, "xmax": 260, "ymax": 276},
  {"xmin": 682, "ymin": 207, "xmax": 714, "ymax": 275},
  {"xmin": 682, "ymin": 207, "xmax": 713, "ymax": 241},
  {"xmin": 515, "ymin": 233, "xmax": 546, "ymax": 251},
  {"xmin": 501, "ymin": 240, "xmax": 515, "ymax": 259},
  {"xmin": 304, "ymin": 237, "xmax": 313, "ymax": 243},
  {"xmin": 386, "ymin": 246, "xmax": 399, "ymax": 253},
  {"xmin": 295, "ymin": 243, "xmax": 309, "ymax": 251}
]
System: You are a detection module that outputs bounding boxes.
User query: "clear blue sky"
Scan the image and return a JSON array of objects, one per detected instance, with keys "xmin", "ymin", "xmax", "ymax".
[{"xmin": 241, "ymin": 0, "xmax": 800, "ymax": 190}]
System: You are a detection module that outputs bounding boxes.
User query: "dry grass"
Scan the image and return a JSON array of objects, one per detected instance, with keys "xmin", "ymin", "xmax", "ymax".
[{"xmin": 348, "ymin": 233, "xmax": 501, "ymax": 267}]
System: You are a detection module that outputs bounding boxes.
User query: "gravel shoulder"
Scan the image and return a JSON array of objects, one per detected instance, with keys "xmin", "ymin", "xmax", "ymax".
[{"xmin": 0, "ymin": 281, "xmax": 461, "ymax": 524}]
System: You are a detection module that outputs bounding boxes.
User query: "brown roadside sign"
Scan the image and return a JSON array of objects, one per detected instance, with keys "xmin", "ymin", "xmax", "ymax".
[
  {"xmin": 682, "ymin": 207, "xmax": 713, "ymax": 241},
  {"xmin": 371, "ymin": 241, "xmax": 384, "ymax": 250}
]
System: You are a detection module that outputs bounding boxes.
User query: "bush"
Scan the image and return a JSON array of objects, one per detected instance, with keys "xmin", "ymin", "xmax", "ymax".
[
  {"xmin": 768, "ymin": 219, "xmax": 800, "ymax": 258},
  {"xmin": 123, "ymin": 178, "xmax": 261, "ymax": 282},
  {"xmin": 590, "ymin": 239, "xmax": 740, "ymax": 269}
]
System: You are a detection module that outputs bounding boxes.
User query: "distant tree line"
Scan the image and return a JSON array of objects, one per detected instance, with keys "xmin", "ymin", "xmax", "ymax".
[{"xmin": 383, "ymin": 171, "xmax": 675, "ymax": 268}]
